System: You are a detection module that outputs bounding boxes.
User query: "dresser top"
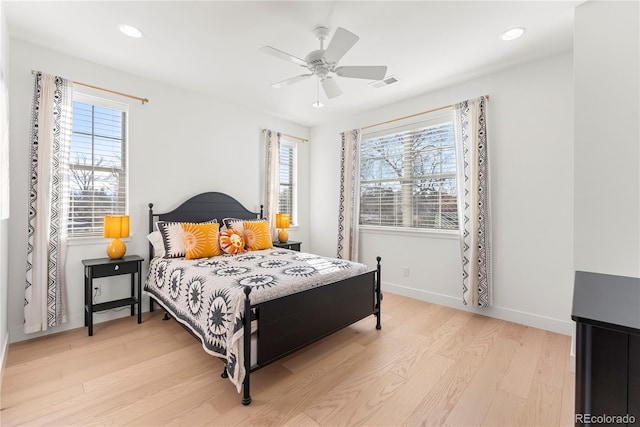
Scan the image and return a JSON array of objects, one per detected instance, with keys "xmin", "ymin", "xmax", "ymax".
[{"xmin": 572, "ymin": 271, "xmax": 640, "ymax": 333}]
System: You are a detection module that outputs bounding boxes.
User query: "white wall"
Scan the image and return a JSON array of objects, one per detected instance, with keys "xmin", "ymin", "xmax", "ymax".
[
  {"xmin": 574, "ymin": 1, "xmax": 640, "ymax": 278},
  {"xmin": 7, "ymin": 39, "xmax": 309, "ymax": 343},
  {"xmin": 0, "ymin": 0, "xmax": 10, "ymax": 381},
  {"xmin": 310, "ymin": 52, "xmax": 575, "ymax": 335}
]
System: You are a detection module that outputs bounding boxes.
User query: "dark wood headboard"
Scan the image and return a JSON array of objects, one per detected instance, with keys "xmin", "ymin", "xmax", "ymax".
[{"xmin": 148, "ymin": 192, "xmax": 263, "ymax": 259}]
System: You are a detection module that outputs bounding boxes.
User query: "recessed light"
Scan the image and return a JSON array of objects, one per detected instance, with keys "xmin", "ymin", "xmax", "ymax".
[
  {"xmin": 118, "ymin": 24, "xmax": 143, "ymax": 38},
  {"xmin": 500, "ymin": 27, "xmax": 525, "ymax": 41},
  {"xmin": 312, "ymin": 101, "xmax": 324, "ymax": 108}
]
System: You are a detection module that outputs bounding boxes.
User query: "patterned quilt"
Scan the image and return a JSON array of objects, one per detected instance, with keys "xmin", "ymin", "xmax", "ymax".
[{"xmin": 144, "ymin": 248, "xmax": 369, "ymax": 391}]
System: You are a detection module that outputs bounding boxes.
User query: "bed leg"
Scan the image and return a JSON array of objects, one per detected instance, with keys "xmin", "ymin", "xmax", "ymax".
[
  {"xmin": 162, "ymin": 312, "xmax": 170, "ymax": 321},
  {"xmin": 376, "ymin": 256, "xmax": 382, "ymax": 330},
  {"xmin": 221, "ymin": 364, "xmax": 228, "ymax": 378},
  {"xmin": 150, "ymin": 297, "xmax": 155, "ymax": 313},
  {"xmin": 242, "ymin": 285, "xmax": 252, "ymax": 405}
]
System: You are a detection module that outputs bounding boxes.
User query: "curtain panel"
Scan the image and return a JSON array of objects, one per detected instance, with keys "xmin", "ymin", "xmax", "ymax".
[
  {"xmin": 454, "ymin": 96, "xmax": 492, "ymax": 307},
  {"xmin": 264, "ymin": 130, "xmax": 281, "ymax": 241},
  {"xmin": 24, "ymin": 72, "xmax": 73, "ymax": 333},
  {"xmin": 337, "ymin": 129, "xmax": 361, "ymax": 261}
]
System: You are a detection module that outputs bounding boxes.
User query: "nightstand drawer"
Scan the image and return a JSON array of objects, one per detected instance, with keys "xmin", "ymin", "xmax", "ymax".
[{"xmin": 90, "ymin": 261, "xmax": 138, "ymax": 278}]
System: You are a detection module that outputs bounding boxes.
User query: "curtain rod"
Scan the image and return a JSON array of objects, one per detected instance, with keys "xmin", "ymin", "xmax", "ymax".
[
  {"xmin": 31, "ymin": 70, "xmax": 149, "ymax": 104},
  {"xmin": 361, "ymin": 95, "xmax": 489, "ymax": 131},
  {"xmin": 262, "ymin": 129, "xmax": 308, "ymax": 143}
]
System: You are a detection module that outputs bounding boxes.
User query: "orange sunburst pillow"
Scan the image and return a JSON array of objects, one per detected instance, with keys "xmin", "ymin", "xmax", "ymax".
[
  {"xmin": 243, "ymin": 220, "xmax": 273, "ymax": 251},
  {"xmin": 219, "ymin": 228, "xmax": 245, "ymax": 255},
  {"xmin": 182, "ymin": 222, "xmax": 221, "ymax": 260}
]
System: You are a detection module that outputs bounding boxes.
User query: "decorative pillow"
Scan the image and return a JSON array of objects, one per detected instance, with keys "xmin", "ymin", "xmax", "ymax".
[
  {"xmin": 182, "ymin": 222, "xmax": 221, "ymax": 260},
  {"xmin": 243, "ymin": 220, "xmax": 273, "ymax": 251},
  {"xmin": 219, "ymin": 228, "xmax": 245, "ymax": 255},
  {"xmin": 157, "ymin": 219, "xmax": 217, "ymax": 258},
  {"xmin": 146, "ymin": 231, "xmax": 166, "ymax": 258},
  {"xmin": 223, "ymin": 217, "xmax": 266, "ymax": 234}
]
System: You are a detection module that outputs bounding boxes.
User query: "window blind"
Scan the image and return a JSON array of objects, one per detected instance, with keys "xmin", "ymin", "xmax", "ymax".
[
  {"xmin": 359, "ymin": 109, "xmax": 457, "ymax": 230},
  {"xmin": 278, "ymin": 141, "xmax": 295, "ymax": 224},
  {"xmin": 68, "ymin": 94, "xmax": 128, "ymax": 237}
]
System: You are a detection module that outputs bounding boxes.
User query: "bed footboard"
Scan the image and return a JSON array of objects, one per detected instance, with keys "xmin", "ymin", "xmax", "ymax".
[
  {"xmin": 256, "ymin": 270, "xmax": 376, "ymax": 366},
  {"xmin": 241, "ymin": 257, "xmax": 382, "ymax": 405}
]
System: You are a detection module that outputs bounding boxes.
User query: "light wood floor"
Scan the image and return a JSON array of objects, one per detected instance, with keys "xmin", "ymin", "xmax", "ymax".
[{"xmin": 1, "ymin": 293, "xmax": 575, "ymax": 426}]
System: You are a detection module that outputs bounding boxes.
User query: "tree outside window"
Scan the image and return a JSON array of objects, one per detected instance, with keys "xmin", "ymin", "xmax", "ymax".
[{"xmin": 360, "ymin": 112, "xmax": 457, "ymax": 230}]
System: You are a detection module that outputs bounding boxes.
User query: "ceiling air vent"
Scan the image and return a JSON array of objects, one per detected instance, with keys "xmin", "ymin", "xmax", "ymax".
[{"xmin": 369, "ymin": 75, "xmax": 399, "ymax": 89}]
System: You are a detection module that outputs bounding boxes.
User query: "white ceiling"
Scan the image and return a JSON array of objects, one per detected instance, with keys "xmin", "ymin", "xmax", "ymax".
[{"xmin": 4, "ymin": 1, "xmax": 580, "ymax": 127}]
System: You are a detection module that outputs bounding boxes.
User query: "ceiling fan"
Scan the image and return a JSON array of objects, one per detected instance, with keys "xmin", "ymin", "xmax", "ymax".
[{"xmin": 260, "ymin": 26, "xmax": 388, "ymax": 100}]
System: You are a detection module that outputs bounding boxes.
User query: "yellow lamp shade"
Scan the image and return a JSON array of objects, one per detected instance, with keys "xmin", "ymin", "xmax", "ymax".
[
  {"xmin": 104, "ymin": 215, "xmax": 129, "ymax": 259},
  {"xmin": 275, "ymin": 213, "xmax": 290, "ymax": 243},
  {"xmin": 275, "ymin": 213, "xmax": 290, "ymax": 229},
  {"xmin": 103, "ymin": 215, "xmax": 130, "ymax": 238}
]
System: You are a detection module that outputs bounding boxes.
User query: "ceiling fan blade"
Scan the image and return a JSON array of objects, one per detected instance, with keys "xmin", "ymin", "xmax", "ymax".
[
  {"xmin": 260, "ymin": 46, "xmax": 307, "ymax": 67},
  {"xmin": 321, "ymin": 77, "xmax": 342, "ymax": 99},
  {"xmin": 271, "ymin": 74, "xmax": 313, "ymax": 88},
  {"xmin": 323, "ymin": 27, "xmax": 359, "ymax": 64},
  {"xmin": 335, "ymin": 65, "xmax": 388, "ymax": 80}
]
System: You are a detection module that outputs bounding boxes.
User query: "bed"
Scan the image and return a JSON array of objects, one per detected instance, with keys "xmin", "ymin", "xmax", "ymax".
[{"xmin": 144, "ymin": 192, "xmax": 382, "ymax": 405}]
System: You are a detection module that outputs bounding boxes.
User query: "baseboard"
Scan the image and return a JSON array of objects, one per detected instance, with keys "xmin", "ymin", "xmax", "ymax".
[
  {"xmin": 0, "ymin": 331, "xmax": 9, "ymax": 391},
  {"xmin": 570, "ymin": 327, "xmax": 576, "ymax": 372},
  {"xmin": 9, "ymin": 303, "xmax": 150, "ymax": 344},
  {"xmin": 383, "ymin": 282, "xmax": 574, "ymax": 336}
]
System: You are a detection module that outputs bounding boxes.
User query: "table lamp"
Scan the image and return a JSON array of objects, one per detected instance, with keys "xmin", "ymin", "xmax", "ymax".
[
  {"xmin": 275, "ymin": 213, "xmax": 290, "ymax": 243},
  {"xmin": 104, "ymin": 215, "xmax": 130, "ymax": 259}
]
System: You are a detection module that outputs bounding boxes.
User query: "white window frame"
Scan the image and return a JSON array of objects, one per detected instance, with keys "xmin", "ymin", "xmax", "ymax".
[
  {"xmin": 359, "ymin": 108, "xmax": 457, "ymax": 232},
  {"xmin": 278, "ymin": 137, "xmax": 298, "ymax": 226},
  {"xmin": 67, "ymin": 92, "xmax": 129, "ymax": 239}
]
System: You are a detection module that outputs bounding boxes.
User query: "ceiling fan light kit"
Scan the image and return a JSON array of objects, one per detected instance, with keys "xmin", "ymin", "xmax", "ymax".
[{"xmin": 261, "ymin": 26, "xmax": 388, "ymax": 103}]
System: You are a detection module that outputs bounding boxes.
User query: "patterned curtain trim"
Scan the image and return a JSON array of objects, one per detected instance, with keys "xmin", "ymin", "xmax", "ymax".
[
  {"xmin": 454, "ymin": 96, "xmax": 492, "ymax": 307},
  {"xmin": 337, "ymin": 129, "xmax": 361, "ymax": 261},
  {"xmin": 264, "ymin": 130, "xmax": 280, "ymax": 240},
  {"xmin": 25, "ymin": 72, "xmax": 72, "ymax": 333}
]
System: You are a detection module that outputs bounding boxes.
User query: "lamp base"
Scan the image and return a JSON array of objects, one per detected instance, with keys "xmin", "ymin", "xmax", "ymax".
[
  {"xmin": 278, "ymin": 229, "xmax": 289, "ymax": 243},
  {"xmin": 107, "ymin": 238, "xmax": 127, "ymax": 259}
]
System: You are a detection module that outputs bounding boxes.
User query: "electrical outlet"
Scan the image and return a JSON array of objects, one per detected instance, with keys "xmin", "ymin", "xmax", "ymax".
[
  {"xmin": 94, "ymin": 284, "xmax": 101, "ymax": 296},
  {"xmin": 403, "ymin": 266, "xmax": 410, "ymax": 277}
]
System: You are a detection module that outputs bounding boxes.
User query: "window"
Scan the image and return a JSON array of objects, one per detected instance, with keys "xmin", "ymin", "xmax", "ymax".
[
  {"xmin": 359, "ymin": 108, "xmax": 457, "ymax": 230},
  {"xmin": 278, "ymin": 138, "xmax": 297, "ymax": 225},
  {"xmin": 67, "ymin": 93, "xmax": 128, "ymax": 237}
]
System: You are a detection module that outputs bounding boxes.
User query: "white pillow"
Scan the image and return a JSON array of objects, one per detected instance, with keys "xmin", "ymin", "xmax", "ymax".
[{"xmin": 146, "ymin": 231, "xmax": 165, "ymax": 258}]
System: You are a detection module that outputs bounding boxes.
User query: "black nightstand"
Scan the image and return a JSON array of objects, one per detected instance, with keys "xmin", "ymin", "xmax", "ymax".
[
  {"xmin": 272, "ymin": 240, "xmax": 301, "ymax": 251},
  {"xmin": 82, "ymin": 255, "xmax": 144, "ymax": 336}
]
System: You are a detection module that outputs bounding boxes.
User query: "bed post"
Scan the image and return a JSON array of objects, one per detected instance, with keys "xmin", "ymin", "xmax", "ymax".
[
  {"xmin": 148, "ymin": 203, "xmax": 154, "ymax": 256},
  {"xmin": 242, "ymin": 286, "xmax": 252, "ymax": 405},
  {"xmin": 376, "ymin": 256, "xmax": 382, "ymax": 330},
  {"xmin": 148, "ymin": 203, "xmax": 155, "ymax": 313}
]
